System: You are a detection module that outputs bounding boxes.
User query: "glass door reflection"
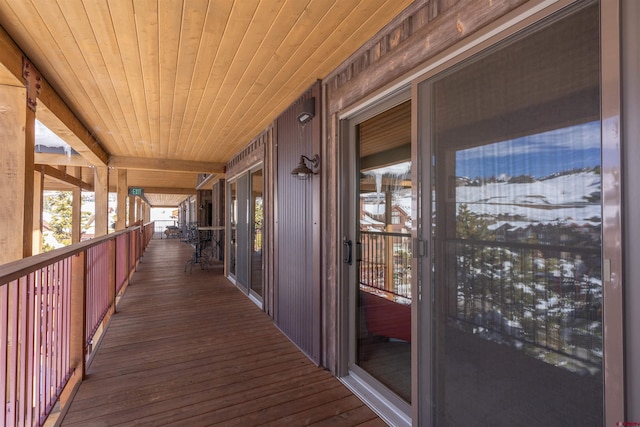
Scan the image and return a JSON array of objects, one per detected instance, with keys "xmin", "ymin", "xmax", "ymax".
[
  {"xmin": 228, "ymin": 180, "xmax": 237, "ymax": 278},
  {"xmin": 250, "ymin": 168, "xmax": 263, "ymax": 299},
  {"xmin": 424, "ymin": 4, "xmax": 603, "ymax": 425},
  {"xmin": 355, "ymin": 100, "xmax": 412, "ymax": 403}
]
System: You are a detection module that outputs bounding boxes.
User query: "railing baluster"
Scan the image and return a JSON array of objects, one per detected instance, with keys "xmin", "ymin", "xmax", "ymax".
[
  {"xmin": 1, "ymin": 284, "xmax": 8, "ymax": 426},
  {"xmin": 359, "ymin": 231, "xmax": 412, "ymax": 301},
  {"xmin": 1, "ymin": 225, "xmax": 147, "ymax": 426},
  {"xmin": 25, "ymin": 274, "xmax": 34, "ymax": 427},
  {"xmin": 7, "ymin": 280, "xmax": 18, "ymax": 427}
]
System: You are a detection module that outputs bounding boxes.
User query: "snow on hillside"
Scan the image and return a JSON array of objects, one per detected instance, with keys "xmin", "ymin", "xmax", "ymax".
[
  {"xmin": 455, "ymin": 171, "xmax": 601, "ymax": 227},
  {"xmin": 360, "ymin": 170, "xmax": 600, "ymax": 231}
]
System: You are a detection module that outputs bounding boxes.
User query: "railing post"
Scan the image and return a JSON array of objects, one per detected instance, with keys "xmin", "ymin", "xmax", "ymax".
[
  {"xmin": 138, "ymin": 225, "xmax": 143, "ymax": 263},
  {"xmin": 57, "ymin": 251, "xmax": 86, "ymax": 420},
  {"xmin": 108, "ymin": 239, "xmax": 116, "ymax": 314},
  {"xmin": 127, "ymin": 230, "xmax": 133, "ymax": 282}
]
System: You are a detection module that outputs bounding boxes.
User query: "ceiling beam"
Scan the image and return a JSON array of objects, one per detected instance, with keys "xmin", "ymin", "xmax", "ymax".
[
  {"xmin": 0, "ymin": 26, "xmax": 23, "ymax": 86},
  {"xmin": 142, "ymin": 187, "xmax": 197, "ymax": 195},
  {"xmin": 0, "ymin": 24, "xmax": 110, "ymax": 167},
  {"xmin": 36, "ymin": 164, "xmax": 93, "ymax": 191},
  {"xmin": 36, "ymin": 98, "xmax": 109, "ymax": 167},
  {"xmin": 196, "ymin": 173, "xmax": 223, "ymax": 190},
  {"xmin": 35, "ymin": 152, "xmax": 92, "ymax": 167},
  {"xmin": 109, "ymin": 156, "xmax": 224, "ymax": 174}
]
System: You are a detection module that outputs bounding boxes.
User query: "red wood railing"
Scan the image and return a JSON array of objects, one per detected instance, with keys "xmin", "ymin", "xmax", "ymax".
[
  {"xmin": 0, "ymin": 222, "xmax": 154, "ymax": 427},
  {"xmin": 115, "ymin": 233, "xmax": 129, "ymax": 294}
]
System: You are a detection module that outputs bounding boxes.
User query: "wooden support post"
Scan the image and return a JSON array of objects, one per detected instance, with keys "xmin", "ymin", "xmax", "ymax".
[
  {"xmin": 32, "ymin": 167, "xmax": 44, "ymax": 254},
  {"xmin": 23, "ymin": 106, "xmax": 36, "ymax": 258},
  {"xmin": 0, "ymin": 85, "xmax": 27, "ymax": 264},
  {"xmin": 22, "ymin": 59, "xmax": 39, "ymax": 259},
  {"xmin": 384, "ymin": 190, "xmax": 394, "ymax": 293},
  {"xmin": 71, "ymin": 167, "xmax": 82, "ymax": 243},
  {"xmin": 136, "ymin": 197, "xmax": 142, "ymax": 224},
  {"xmin": 116, "ymin": 169, "xmax": 127, "ymax": 231},
  {"xmin": 93, "ymin": 166, "xmax": 109, "ymax": 237},
  {"xmin": 128, "ymin": 195, "xmax": 135, "ymax": 227}
]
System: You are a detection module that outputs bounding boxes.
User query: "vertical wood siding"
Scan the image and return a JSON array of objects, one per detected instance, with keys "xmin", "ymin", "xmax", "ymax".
[{"xmin": 275, "ymin": 83, "xmax": 321, "ymax": 364}]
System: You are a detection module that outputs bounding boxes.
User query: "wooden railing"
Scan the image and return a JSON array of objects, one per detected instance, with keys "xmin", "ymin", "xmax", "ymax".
[
  {"xmin": 1, "ymin": 222, "xmax": 154, "ymax": 427},
  {"xmin": 359, "ymin": 230, "xmax": 412, "ymax": 299}
]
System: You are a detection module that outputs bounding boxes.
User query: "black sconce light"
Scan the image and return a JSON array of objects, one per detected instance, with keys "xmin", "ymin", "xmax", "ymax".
[
  {"xmin": 296, "ymin": 97, "xmax": 315, "ymax": 124},
  {"xmin": 291, "ymin": 154, "xmax": 320, "ymax": 179}
]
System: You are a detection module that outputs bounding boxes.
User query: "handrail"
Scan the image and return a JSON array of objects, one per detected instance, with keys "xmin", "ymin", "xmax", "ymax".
[
  {"xmin": 0, "ymin": 227, "xmax": 139, "ymax": 285},
  {"xmin": 1, "ymin": 222, "xmax": 154, "ymax": 427},
  {"xmin": 359, "ymin": 230, "xmax": 412, "ymax": 299}
]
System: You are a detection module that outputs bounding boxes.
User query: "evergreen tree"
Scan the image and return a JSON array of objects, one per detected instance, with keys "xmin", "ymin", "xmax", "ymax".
[
  {"xmin": 46, "ymin": 191, "xmax": 73, "ymax": 246},
  {"xmin": 43, "ymin": 191, "xmax": 93, "ymax": 250},
  {"xmin": 456, "ymin": 203, "xmax": 492, "ymax": 241},
  {"xmin": 455, "ymin": 204, "xmax": 494, "ymax": 322}
]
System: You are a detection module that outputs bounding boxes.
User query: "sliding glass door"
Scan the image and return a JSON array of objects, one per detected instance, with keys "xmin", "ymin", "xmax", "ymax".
[
  {"xmin": 419, "ymin": 3, "xmax": 603, "ymax": 425},
  {"xmin": 227, "ymin": 180, "xmax": 237, "ymax": 279},
  {"xmin": 227, "ymin": 166, "xmax": 264, "ymax": 306},
  {"xmin": 342, "ymin": 96, "xmax": 413, "ymax": 424},
  {"xmin": 250, "ymin": 168, "xmax": 264, "ymax": 299}
]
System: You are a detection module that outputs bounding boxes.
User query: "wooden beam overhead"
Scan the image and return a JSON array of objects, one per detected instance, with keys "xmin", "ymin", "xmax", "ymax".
[
  {"xmin": 36, "ymin": 98, "xmax": 108, "ymax": 167},
  {"xmin": 0, "ymin": 24, "xmax": 109, "ymax": 167},
  {"xmin": 142, "ymin": 187, "xmax": 196, "ymax": 195},
  {"xmin": 0, "ymin": 61, "xmax": 20, "ymax": 87},
  {"xmin": 36, "ymin": 164, "xmax": 93, "ymax": 191},
  {"xmin": 109, "ymin": 156, "xmax": 224, "ymax": 174},
  {"xmin": 0, "ymin": 25, "xmax": 23, "ymax": 86},
  {"xmin": 34, "ymin": 152, "xmax": 92, "ymax": 167}
]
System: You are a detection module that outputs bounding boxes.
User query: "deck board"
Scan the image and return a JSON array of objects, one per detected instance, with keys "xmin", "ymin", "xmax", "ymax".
[{"xmin": 62, "ymin": 238, "xmax": 383, "ymax": 426}]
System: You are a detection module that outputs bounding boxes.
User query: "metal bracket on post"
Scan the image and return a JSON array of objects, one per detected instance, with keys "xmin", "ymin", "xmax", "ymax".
[{"xmin": 22, "ymin": 58, "xmax": 42, "ymax": 112}]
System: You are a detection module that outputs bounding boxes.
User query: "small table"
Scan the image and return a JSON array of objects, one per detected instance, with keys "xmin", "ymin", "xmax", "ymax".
[
  {"xmin": 198, "ymin": 226, "xmax": 224, "ymax": 257},
  {"xmin": 164, "ymin": 225, "xmax": 180, "ymax": 239},
  {"xmin": 183, "ymin": 226, "xmax": 224, "ymax": 273}
]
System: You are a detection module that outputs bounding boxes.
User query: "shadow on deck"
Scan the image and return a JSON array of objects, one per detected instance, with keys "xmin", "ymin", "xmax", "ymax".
[{"xmin": 62, "ymin": 238, "xmax": 384, "ymax": 426}]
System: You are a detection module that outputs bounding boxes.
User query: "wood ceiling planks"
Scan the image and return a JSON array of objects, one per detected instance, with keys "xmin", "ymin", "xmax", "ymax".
[
  {"xmin": 0, "ymin": 0, "xmax": 413, "ymax": 200},
  {"xmin": 133, "ymin": 0, "xmax": 161, "ymax": 158},
  {"xmin": 143, "ymin": 193, "xmax": 191, "ymax": 207}
]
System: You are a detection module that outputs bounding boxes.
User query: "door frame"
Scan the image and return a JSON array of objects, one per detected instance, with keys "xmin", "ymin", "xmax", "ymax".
[
  {"xmin": 338, "ymin": 89, "xmax": 413, "ymax": 427},
  {"xmin": 412, "ymin": 0, "xmax": 624, "ymax": 424},
  {"xmin": 226, "ymin": 163, "xmax": 265, "ymax": 309},
  {"xmin": 334, "ymin": 0, "xmax": 624, "ymax": 424}
]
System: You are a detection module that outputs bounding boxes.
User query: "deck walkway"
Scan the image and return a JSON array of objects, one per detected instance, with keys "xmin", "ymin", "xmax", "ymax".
[{"xmin": 62, "ymin": 238, "xmax": 385, "ymax": 426}]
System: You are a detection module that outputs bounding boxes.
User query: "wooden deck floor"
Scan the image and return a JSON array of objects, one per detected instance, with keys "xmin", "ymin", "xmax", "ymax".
[{"xmin": 62, "ymin": 238, "xmax": 385, "ymax": 427}]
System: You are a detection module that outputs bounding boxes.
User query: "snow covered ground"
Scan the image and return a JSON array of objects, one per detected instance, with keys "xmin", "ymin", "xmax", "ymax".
[{"xmin": 456, "ymin": 170, "xmax": 601, "ymax": 228}]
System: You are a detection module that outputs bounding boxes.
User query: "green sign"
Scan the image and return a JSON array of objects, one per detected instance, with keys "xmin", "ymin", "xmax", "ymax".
[{"xmin": 128, "ymin": 187, "xmax": 144, "ymax": 196}]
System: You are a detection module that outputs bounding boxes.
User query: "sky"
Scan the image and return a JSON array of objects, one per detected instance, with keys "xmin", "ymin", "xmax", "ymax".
[
  {"xmin": 455, "ymin": 121, "xmax": 601, "ymax": 179},
  {"xmin": 35, "ymin": 120, "xmax": 70, "ymax": 148}
]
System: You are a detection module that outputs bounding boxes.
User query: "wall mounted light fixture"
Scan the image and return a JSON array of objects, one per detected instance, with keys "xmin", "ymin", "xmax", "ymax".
[
  {"xmin": 296, "ymin": 97, "xmax": 315, "ymax": 124},
  {"xmin": 291, "ymin": 154, "xmax": 320, "ymax": 179}
]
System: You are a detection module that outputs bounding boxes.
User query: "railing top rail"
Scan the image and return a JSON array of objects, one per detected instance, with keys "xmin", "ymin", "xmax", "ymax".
[
  {"xmin": 0, "ymin": 225, "xmax": 141, "ymax": 285},
  {"xmin": 360, "ymin": 230, "xmax": 412, "ymax": 238}
]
